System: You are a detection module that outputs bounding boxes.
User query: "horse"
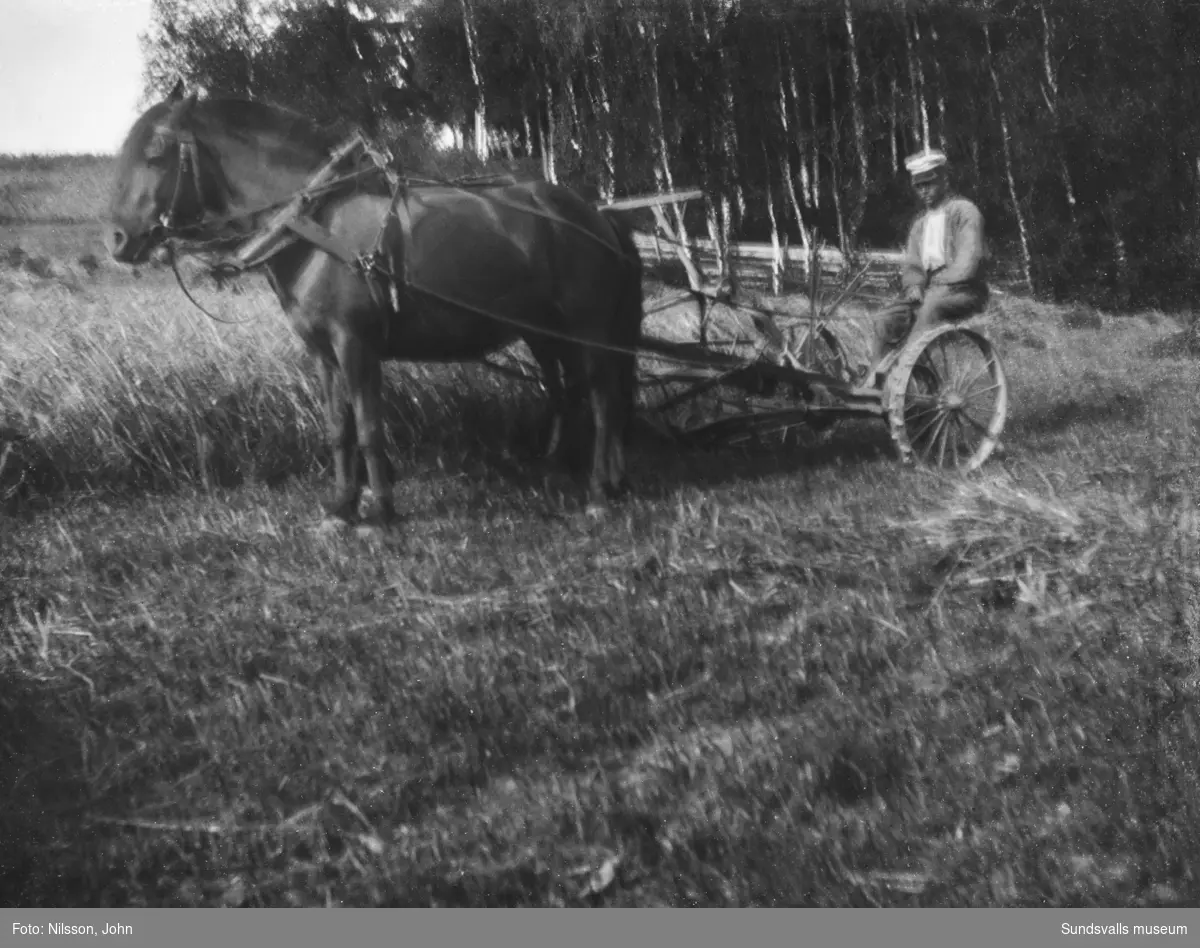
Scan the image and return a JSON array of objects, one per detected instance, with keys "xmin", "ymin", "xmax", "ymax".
[{"xmin": 105, "ymin": 82, "xmax": 645, "ymax": 528}]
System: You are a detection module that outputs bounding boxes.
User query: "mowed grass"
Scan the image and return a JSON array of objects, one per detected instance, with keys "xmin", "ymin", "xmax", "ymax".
[
  {"xmin": 3, "ymin": 218, "xmax": 1200, "ymax": 907},
  {"xmin": 1, "ymin": 155, "xmax": 115, "ymax": 224}
]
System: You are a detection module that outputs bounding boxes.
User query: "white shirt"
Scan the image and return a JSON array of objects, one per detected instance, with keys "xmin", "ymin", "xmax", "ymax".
[{"xmin": 921, "ymin": 208, "xmax": 946, "ymax": 272}]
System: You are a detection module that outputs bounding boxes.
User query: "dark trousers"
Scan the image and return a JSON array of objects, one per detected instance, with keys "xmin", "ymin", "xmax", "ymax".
[{"xmin": 871, "ymin": 282, "xmax": 989, "ymax": 364}]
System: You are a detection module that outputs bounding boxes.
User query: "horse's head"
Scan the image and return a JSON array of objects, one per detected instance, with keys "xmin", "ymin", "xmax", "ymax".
[{"xmin": 107, "ymin": 80, "xmax": 205, "ymax": 264}]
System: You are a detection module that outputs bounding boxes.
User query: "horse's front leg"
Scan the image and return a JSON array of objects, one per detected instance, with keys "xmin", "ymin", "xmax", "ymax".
[
  {"xmin": 339, "ymin": 336, "xmax": 396, "ymax": 526},
  {"xmin": 317, "ymin": 354, "xmax": 362, "ymax": 522}
]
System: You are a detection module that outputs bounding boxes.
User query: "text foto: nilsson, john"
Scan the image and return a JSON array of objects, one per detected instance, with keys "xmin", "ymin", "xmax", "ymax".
[{"xmin": 12, "ymin": 923, "xmax": 134, "ymax": 937}]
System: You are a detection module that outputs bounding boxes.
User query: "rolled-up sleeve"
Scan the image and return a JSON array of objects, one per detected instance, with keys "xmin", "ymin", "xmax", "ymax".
[{"xmin": 931, "ymin": 202, "xmax": 986, "ymax": 286}]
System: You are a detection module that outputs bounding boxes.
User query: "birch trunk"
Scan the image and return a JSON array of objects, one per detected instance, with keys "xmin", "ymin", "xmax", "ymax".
[
  {"xmin": 889, "ymin": 75, "xmax": 900, "ymax": 172},
  {"xmin": 1039, "ymin": 2, "xmax": 1078, "ymax": 228},
  {"xmin": 763, "ymin": 143, "xmax": 785, "ymax": 295},
  {"xmin": 718, "ymin": 43, "xmax": 745, "ymax": 221},
  {"xmin": 648, "ymin": 23, "xmax": 681, "ymax": 228},
  {"xmin": 808, "ymin": 77, "xmax": 821, "ymax": 210},
  {"xmin": 984, "ymin": 21, "xmax": 1034, "ymax": 294},
  {"xmin": 842, "ymin": 0, "xmax": 870, "ymax": 244},
  {"xmin": 777, "ymin": 40, "xmax": 811, "ymax": 256},
  {"xmin": 784, "ymin": 55, "xmax": 814, "ymax": 207},
  {"xmin": 459, "ymin": 0, "xmax": 488, "ymax": 161},
  {"xmin": 904, "ymin": 9, "xmax": 929, "ymax": 149},
  {"xmin": 645, "ymin": 16, "xmax": 700, "ymax": 293},
  {"xmin": 541, "ymin": 76, "xmax": 557, "ymax": 184},
  {"xmin": 587, "ymin": 55, "xmax": 617, "ymax": 202},
  {"xmin": 706, "ymin": 199, "xmax": 728, "ymax": 286},
  {"xmin": 826, "ymin": 50, "xmax": 848, "ymax": 255},
  {"xmin": 929, "ymin": 20, "xmax": 948, "ymax": 150}
]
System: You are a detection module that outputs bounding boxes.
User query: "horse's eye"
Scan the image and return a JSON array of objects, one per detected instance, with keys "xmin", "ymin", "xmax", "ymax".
[{"xmin": 145, "ymin": 130, "xmax": 171, "ymax": 163}]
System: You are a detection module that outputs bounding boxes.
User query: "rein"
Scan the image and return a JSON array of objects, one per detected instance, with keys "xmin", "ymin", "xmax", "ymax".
[
  {"xmin": 150, "ymin": 125, "xmax": 793, "ymax": 383},
  {"xmin": 166, "ymin": 242, "xmax": 259, "ymax": 326}
]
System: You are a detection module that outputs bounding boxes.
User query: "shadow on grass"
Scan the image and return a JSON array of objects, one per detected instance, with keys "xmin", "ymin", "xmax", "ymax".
[
  {"xmin": 0, "ymin": 670, "xmax": 93, "ymax": 906},
  {"xmin": 1010, "ymin": 390, "xmax": 1148, "ymax": 441}
]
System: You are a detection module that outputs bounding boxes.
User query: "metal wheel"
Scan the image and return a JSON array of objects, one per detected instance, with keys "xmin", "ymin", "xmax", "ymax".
[
  {"xmin": 790, "ymin": 322, "xmax": 852, "ymax": 383},
  {"xmin": 884, "ymin": 324, "xmax": 1008, "ymax": 472}
]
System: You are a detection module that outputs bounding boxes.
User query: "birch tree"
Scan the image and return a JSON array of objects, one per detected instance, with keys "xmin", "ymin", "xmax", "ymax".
[
  {"xmin": 842, "ymin": 0, "xmax": 870, "ymax": 244},
  {"xmin": 983, "ymin": 18, "xmax": 1034, "ymax": 293}
]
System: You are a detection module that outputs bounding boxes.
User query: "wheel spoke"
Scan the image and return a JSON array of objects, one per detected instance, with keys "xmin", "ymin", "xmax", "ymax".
[
  {"xmin": 906, "ymin": 406, "xmax": 940, "ymax": 431},
  {"xmin": 910, "ymin": 402, "xmax": 945, "ymax": 444},
  {"xmin": 935, "ymin": 338, "xmax": 952, "ymax": 382},
  {"xmin": 906, "ymin": 403, "xmax": 940, "ymax": 425},
  {"xmin": 906, "ymin": 390, "xmax": 939, "ymax": 408},
  {"xmin": 936, "ymin": 413, "xmax": 950, "ymax": 467},
  {"xmin": 959, "ymin": 407, "xmax": 994, "ymax": 438},
  {"xmin": 962, "ymin": 379, "xmax": 1004, "ymax": 401},
  {"xmin": 934, "ymin": 339, "xmax": 959, "ymax": 388},
  {"xmin": 948, "ymin": 352, "xmax": 979, "ymax": 392},
  {"xmin": 953, "ymin": 413, "xmax": 972, "ymax": 466},
  {"xmin": 944, "ymin": 342, "xmax": 981, "ymax": 392},
  {"xmin": 955, "ymin": 354, "xmax": 993, "ymax": 395},
  {"xmin": 917, "ymin": 411, "xmax": 949, "ymax": 460}
]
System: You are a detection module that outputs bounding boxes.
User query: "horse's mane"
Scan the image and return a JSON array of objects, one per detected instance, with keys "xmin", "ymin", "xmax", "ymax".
[{"xmin": 198, "ymin": 98, "xmax": 346, "ymax": 165}]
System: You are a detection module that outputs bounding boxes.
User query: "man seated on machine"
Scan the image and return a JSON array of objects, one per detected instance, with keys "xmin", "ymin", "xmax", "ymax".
[{"xmin": 868, "ymin": 148, "xmax": 990, "ymax": 380}]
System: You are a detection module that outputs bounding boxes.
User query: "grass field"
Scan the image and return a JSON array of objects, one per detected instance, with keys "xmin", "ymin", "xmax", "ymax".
[
  {"xmin": 3, "ymin": 163, "xmax": 1200, "ymax": 907},
  {"xmin": 1, "ymin": 156, "xmax": 115, "ymax": 225}
]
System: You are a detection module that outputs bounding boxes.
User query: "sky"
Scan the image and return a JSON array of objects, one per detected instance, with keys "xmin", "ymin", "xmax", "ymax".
[{"xmin": 0, "ymin": 0, "xmax": 153, "ymax": 155}]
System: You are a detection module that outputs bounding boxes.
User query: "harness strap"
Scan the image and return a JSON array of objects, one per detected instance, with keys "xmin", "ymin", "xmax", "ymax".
[
  {"xmin": 283, "ymin": 216, "xmax": 362, "ymax": 268},
  {"xmin": 161, "ymin": 131, "xmax": 201, "ymax": 232},
  {"xmin": 391, "ymin": 190, "xmax": 414, "ymax": 289}
]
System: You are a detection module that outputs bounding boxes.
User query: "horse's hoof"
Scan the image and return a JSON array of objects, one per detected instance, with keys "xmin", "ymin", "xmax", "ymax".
[
  {"xmin": 358, "ymin": 487, "xmax": 396, "ymax": 526},
  {"xmin": 323, "ymin": 493, "xmax": 360, "ymax": 523},
  {"xmin": 360, "ymin": 502, "xmax": 396, "ymax": 526},
  {"xmin": 354, "ymin": 523, "xmax": 388, "ymax": 543}
]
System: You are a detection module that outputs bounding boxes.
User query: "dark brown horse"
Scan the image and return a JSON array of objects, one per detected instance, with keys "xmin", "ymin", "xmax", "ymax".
[{"xmin": 106, "ymin": 83, "xmax": 644, "ymax": 527}]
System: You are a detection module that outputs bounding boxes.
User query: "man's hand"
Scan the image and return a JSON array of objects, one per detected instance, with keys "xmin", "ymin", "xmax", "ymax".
[{"xmin": 904, "ymin": 285, "xmax": 923, "ymax": 305}]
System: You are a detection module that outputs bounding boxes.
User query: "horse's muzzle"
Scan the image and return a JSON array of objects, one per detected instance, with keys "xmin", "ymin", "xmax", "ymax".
[{"xmin": 107, "ymin": 225, "xmax": 161, "ymax": 265}]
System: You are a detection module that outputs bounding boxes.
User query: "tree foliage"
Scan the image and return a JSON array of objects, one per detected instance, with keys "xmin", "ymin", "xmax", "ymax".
[{"xmin": 141, "ymin": 0, "xmax": 1200, "ymax": 308}]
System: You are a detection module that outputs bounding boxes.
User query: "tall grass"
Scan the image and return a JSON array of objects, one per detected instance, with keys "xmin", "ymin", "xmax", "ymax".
[{"xmin": 0, "ymin": 269, "xmax": 560, "ymax": 505}]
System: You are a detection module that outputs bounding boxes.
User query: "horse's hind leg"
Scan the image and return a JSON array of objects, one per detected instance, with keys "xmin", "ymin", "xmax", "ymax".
[
  {"xmin": 582, "ymin": 353, "xmax": 615, "ymax": 512},
  {"xmin": 337, "ymin": 334, "xmax": 396, "ymax": 526},
  {"xmin": 527, "ymin": 341, "xmax": 565, "ymax": 460},
  {"xmin": 605, "ymin": 349, "xmax": 636, "ymax": 495},
  {"xmin": 317, "ymin": 354, "xmax": 362, "ymax": 522}
]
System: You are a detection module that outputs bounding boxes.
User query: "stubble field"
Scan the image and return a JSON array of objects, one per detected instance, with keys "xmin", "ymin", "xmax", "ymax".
[{"xmin": 2, "ymin": 159, "xmax": 1200, "ymax": 907}]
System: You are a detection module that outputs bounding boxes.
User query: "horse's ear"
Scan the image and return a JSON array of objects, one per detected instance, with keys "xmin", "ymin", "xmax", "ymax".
[
  {"xmin": 166, "ymin": 90, "xmax": 200, "ymax": 126},
  {"xmin": 169, "ymin": 78, "xmax": 186, "ymax": 102}
]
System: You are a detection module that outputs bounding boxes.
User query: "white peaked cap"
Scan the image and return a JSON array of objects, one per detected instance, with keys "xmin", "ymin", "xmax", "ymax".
[{"xmin": 905, "ymin": 149, "xmax": 948, "ymax": 177}]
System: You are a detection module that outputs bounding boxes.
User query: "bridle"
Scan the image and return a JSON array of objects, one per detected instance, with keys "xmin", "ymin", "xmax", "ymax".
[
  {"xmin": 146, "ymin": 126, "xmax": 269, "ymax": 325},
  {"xmin": 151, "ymin": 126, "xmax": 207, "ymax": 242}
]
